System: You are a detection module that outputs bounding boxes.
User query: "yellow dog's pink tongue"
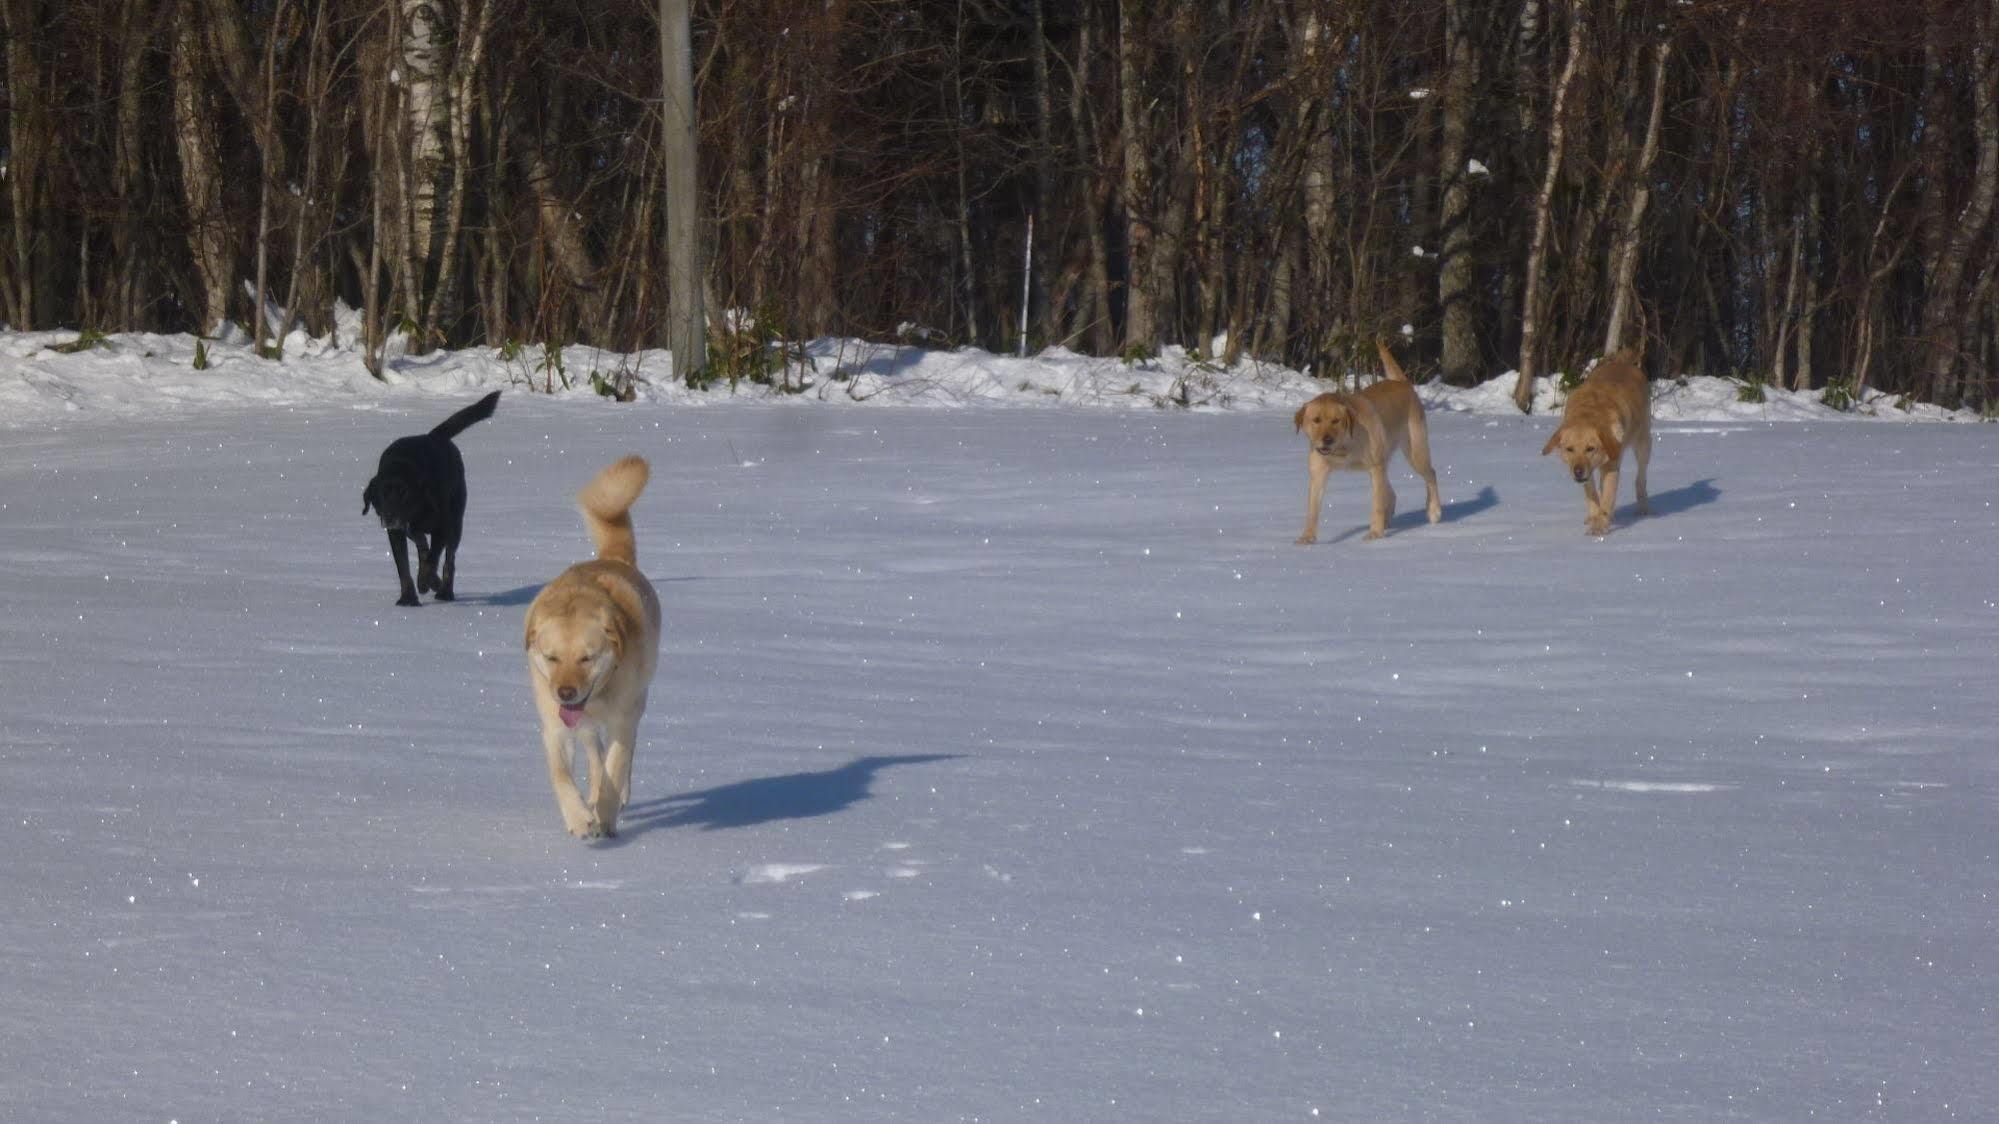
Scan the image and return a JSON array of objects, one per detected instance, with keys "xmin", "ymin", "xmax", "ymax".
[{"xmin": 559, "ymin": 705, "xmax": 585, "ymax": 729}]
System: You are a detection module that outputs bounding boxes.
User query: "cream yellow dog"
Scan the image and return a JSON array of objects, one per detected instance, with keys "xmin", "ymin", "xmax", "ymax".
[
  {"xmin": 523, "ymin": 456, "xmax": 660, "ymax": 839},
  {"xmin": 1541, "ymin": 350, "xmax": 1652, "ymax": 535},
  {"xmin": 1293, "ymin": 340, "xmax": 1443, "ymax": 543}
]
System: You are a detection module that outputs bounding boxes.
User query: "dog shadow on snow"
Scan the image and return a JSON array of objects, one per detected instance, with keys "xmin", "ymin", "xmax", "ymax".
[
  {"xmin": 1627, "ymin": 477, "xmax": 1720, "ymax": 520},
  {"xmin": 1326, "ymin": 484, "xmax": 1500, "ymax": 544},
  {"xmin": 616, "ymin": 753, "xmax": 960, "ymax": 839},
  {"xmin": 461, "ymin": 583, "xmax": 543, "ymax": 606}
]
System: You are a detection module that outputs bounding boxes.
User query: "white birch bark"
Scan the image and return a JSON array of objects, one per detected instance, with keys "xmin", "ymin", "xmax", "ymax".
[
  {"xmin": 1512, "ymin": 0, "xmax": 1587, "ymax": 412},
  {"xmin": 1603, "ymin": 39, "xmax": 1672, "ymax": 356}
]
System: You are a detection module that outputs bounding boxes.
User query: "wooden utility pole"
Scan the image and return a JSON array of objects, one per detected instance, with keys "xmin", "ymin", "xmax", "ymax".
[{"xmin": 661, "ymin": 0, "xmax": 706, "ymax": 381}]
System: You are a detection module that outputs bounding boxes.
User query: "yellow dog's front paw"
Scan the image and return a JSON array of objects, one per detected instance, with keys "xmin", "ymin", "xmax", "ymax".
[
  {"xmin": 565, "ymin": 814, "xmax": 606, "ymax": 840},
  {"xmin": 1585, "ymin": 515, "xmax": 1610, "ymax": 536},
  {"xmin": 1294, "ymin": 533, "xmax": 1316, "ymax": 545}
]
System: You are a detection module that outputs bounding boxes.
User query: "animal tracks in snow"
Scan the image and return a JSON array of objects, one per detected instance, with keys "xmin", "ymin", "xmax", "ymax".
[
  {"xmin": 733, "ymin": 841, "xmax": 961, "ymax": 904},
  {"xmin": 736, "ymin": 862, "xmax": 828, "ymax": 886},
  {"xmin": 1570, "ymin": 779, "xmax": 1735, "ymax": 795}
]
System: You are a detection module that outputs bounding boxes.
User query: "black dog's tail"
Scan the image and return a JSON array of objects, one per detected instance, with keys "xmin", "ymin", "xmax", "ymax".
[{"xmin": 430, "ymin": 390, "xmax": 500, "ymax": 440}]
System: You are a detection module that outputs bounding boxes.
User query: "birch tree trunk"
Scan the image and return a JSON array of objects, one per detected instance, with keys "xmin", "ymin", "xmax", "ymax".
[
  {"xmin": 1438, "ymin": 0, "xmax": 1481, "ymax": 384},
  {"xmin": 363, "ymin": 38, "xmax": 396, "ymax": 379},
  {"xmin": 1513, "ymin": 0, "xmax": 1587, "ymax": 412},
  {"xmin": 251, "ymin": 3, "xmax": 286, "ymax": 357},
  {"xmin": 171, "ymin": 6, "xmax": 232, "ymax": 334},
  {"xmin": 1603, "ymin": 38, "xmax": 1672, "ymax": 355},
  {"xmin": 420, "ymin": 0, "xmax": 495, "ymax": 349},
  {"xmin": 401, "ymin": 0, "xmax": 446, "ymax": 333},
  {"xmin": 1918, "ymin": 0, "xmax": 1998, "ymax": 406}
]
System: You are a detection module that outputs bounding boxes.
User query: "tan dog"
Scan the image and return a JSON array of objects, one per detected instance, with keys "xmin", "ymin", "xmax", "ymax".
[
  {"xmin": 523, "ymin": 456, "xmax": 661, "ymax": 839},
  {"xmin": 1541, "ymin": 350, "xmax": 1652, "ymax": 535},
  {"xmin": 1293, "ymin": 340, "xmax": 1443, "ymax": 543}
]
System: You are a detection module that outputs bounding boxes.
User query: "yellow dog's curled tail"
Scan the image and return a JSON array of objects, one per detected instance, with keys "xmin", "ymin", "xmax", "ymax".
[{"xmin": 577, "ymin": 455, "xmax": 650, "ymax": 565}]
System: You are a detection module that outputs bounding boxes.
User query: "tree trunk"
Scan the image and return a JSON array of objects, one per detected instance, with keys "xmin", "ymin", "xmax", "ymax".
[
  {"xmin": 251, "ymin": 3, "xmax": 286, "ymax": 357},
  {"xmin": 1919, "ymin": 0, "xmax": 1998, "ymax": 406},
  {"xmin": 1603, "ymin": 38, "xmax": 1671, "ymax": 355},
  {"xmin": 112, "ymin": 0, "xmax": 153, "ymax": 328},
  {"xmin": 2, "ymin": 0, "xmax": 43, "ymax": 327},
  {"xmin": 421, "ymin": 0, "xmax": 496, "ymax": 350},
  {"xmin": 1513, "ymin": 0, "xmax": 1587, "ymax": 412},
  {"xmin": 1116, "ymin": 0, "xmax": 1157, "ymax": 353},
  {"xmin": 950, "ymin": 1, "xmax": 979, "ymax": 345},
  {"xmin": 1438, "ymin": 0, "xmax": 1481, "ymax": 384},
  {"xmin": 171, "ymin": 6, "xmax": 232, "ymax": 334},
  {"xmin": 1028, "ymin": 0, "xmax": 1053, "ymax": 347},
  {"xmin": 1066, "ymin": 6, "xmax": 1115, "ymax": 354},
  {"xmin": 661, "ymin": 0, "xmax": 706, "ymax": 377},
  {"xmin": 283, "ymin": 0, "xmax": 330, "ymax": 346},
  {"xmin": 401, "ymin": 0, "xmax": 446, "ymax": 339},
  {"xmin": 363, "ymin": 35, "xmax": 396, "ymax": 379}
]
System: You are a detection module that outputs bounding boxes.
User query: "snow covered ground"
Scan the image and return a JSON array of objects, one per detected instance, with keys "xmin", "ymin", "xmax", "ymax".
[{"xmin": 2, "ymin": 333, "xmax": 1995, "ymax": 1121}]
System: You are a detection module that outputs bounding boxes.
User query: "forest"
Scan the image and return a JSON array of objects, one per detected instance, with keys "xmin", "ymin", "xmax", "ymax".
[{"xmin": 1, "ymin": 0, "xmax": 1993, "ymax": 408}]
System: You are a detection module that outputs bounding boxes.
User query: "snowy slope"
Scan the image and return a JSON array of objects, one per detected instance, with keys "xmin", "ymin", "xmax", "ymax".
[{"xmin": 0, "ymin": 339, "xmax": 1995, "ymax": 1121}]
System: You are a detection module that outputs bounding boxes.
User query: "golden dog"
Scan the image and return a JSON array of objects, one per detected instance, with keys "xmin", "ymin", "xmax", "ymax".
[
  {"xmin": 523, "ymin": 456, "xmax": 660, "ymax": 839},
  {"xmin": 1541, "ymin": 350, "xmax": 1652, "ymax": 535},
  {"xmin": 1293, "ymin": 340, "xmax": 1443, "ymax": 543}
]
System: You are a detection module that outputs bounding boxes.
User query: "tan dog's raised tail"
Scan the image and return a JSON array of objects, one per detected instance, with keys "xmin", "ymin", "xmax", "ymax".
[
  {"xmin": 1293, "ymin": 340, "xmax": 1443, "ymax": 543},
  {"xmin": 1541, "ymin": 350, "xmax": 1652, "ymax": 535},
  {"xmin": 523, "ymin": 456, "xmax": 661, "ymax": 839}
]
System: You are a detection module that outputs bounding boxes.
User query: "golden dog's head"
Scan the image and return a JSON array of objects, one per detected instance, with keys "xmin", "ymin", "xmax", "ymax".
[
  {"xmin": 1293, "ymin": 394, "xmax": 1359, "ymax": 458},
  {"xmin": 525, "ymin": 595, "xmax": 626, "ymax": 721},
  {"xmin": 1541, "ymin": 423, "xmax": 1622, "ymax": 483}
]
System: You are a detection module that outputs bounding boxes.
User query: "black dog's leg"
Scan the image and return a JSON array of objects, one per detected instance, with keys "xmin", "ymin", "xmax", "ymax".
[
  {"xmin": 412, "ymin": 531, "xmax": 437, "ymax": 594},
  {"xmin": 387, "ymin": 529, "xmax": 421, "ymax": 606},
  {"xmin": 433, "ymin": 517, "xmax": 461, "ymax": 602}
]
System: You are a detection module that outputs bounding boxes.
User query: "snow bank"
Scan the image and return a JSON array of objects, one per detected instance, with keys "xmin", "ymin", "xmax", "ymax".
[{"xmin": 0, "ymin": 321, "xmax": 1982, "ymax": 428}]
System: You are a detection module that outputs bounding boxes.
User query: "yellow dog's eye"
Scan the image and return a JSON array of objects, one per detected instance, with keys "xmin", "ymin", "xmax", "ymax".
[{"xmin": 579, "ymin": 654, "xmax": 593, "ymax": 663}]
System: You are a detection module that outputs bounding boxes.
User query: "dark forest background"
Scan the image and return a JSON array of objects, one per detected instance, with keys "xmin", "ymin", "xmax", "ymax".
[{"xmin": 1, "ymin": 0, "xmax": 1994, "ymax": 408}]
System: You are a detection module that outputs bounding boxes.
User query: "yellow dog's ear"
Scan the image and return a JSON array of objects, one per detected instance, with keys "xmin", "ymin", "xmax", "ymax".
[
  {"xmin": 603, "ymin": 608, "xmax": 628, "ymax": 661},
  {"xmin": 1610, "ymin": 418, "xmax": 1627, "ymax": 443},
  {"xmin": 1292, "ymin": 404, "xmax": 1307, "ymax": 432},
  {"xmin": 523, "ymin": 620, "xmax": 537, "ymax": 652},
  {"xmin": 1540, "ymin": 430, "xmax": 1561, "ymax": 456}
]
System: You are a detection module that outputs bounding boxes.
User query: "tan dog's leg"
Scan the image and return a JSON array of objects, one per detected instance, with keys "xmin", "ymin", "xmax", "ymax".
[
  {"xmin": 581, "ymin": 724, "xmax": 609, "ymax": 817},
  {"xmin": 1633, "ymin": 429, "xmax": 1652, "ymax": 515},
  {"xmin": 541, "ymin": 721, "xmax": 603, "ymax": 838},
  {"xmin": 596, "ymin": 712, "xmax": 640, "ymax": 835},
  {"xmin": 1296, "ymin": 454, "xmax": 1330, "ymax": 544},
  {"xmin": 1590, "ymin": 461, "xmax": 1621, "ymax": 536},
  {"xmin": 1366, "ymin": 465, "xmax": 1396, "ymax": 540},
  {"xmin": 1404, "ymin": 412, "xmax": 1444, "ymax": 524}
]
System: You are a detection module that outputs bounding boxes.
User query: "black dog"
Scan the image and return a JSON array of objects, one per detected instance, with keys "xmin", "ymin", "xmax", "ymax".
[{"xmin": 361, "ymin": 390, "xmax": 500, "ymax": 605}]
